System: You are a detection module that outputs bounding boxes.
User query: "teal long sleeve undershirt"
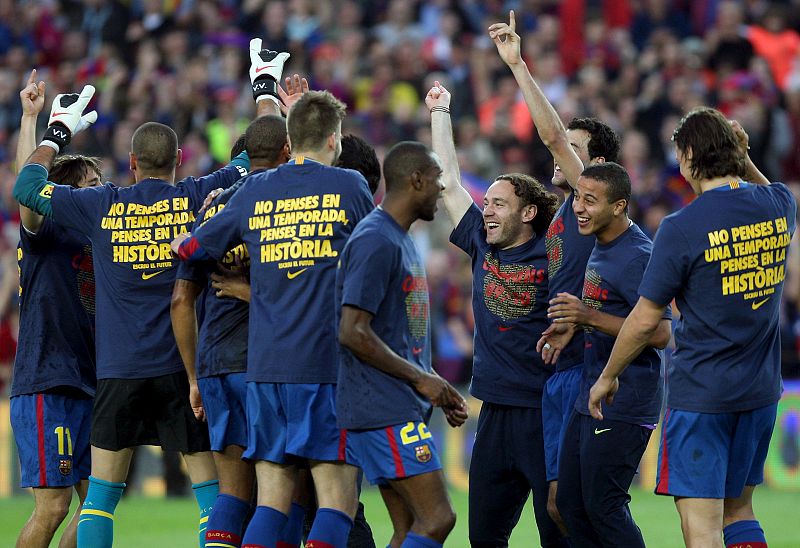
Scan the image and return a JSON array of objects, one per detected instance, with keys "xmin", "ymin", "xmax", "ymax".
[{"xmin": 13, "ymin": 163, "xmax": 54, "ymax": 217}]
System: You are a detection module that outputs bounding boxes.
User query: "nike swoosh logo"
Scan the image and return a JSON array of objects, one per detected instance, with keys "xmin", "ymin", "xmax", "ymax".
[
  {"xmin": 498, "ymin": 326, "xmax": 514, "ymax": 332},
  {"xmin": 286, "ymin": 268, "xmax": 308, "ymax": 279},
  {"xmin": 141, "ymin": 270, "xmax": 166, "ymax": 280},
  {"xmin": 594, "ymin": 428, "xmax": 612, "ymax": 435},
  {"xmin": 51, "ymin": 112, "xmax": 69, "ymax": 117},
  {"xmin": 751, "ymin": 297, "xmax": 771, "ymax": 310},
  {"xmin": 412, "ymin": 347, "xmax": 424, "ymax": 355},
  {"xmin": 255, "ymin": 65, "xmax": 276, "ymax": 73}
]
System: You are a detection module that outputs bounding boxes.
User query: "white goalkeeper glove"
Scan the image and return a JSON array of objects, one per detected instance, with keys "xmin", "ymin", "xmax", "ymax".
[
  {"xmin": 248, "ymin": 38, "xmax": 289, "ymax": 106},
  {"xmin": 41, "ymin": 85, "xmax": 97, "ymax": 153}
]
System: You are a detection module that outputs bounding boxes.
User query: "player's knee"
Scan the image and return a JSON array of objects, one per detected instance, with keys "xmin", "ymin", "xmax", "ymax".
[
  {"xmin": 416, "ymin": 505, "xmax": 456, "ymax": 541},
  {"xmin": 34, "ymin": 495, "xmax": 71, "ymax": 529}
]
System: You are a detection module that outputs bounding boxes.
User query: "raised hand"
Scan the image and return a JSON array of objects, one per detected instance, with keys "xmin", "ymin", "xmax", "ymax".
[
  {"xmin": 43, "ymin": 84, "xmax": 97, "ymax": 151},
  {"xmin": 20, "ymin": 69, "xmax": 45, "ymax": 117},
  {"xmin": 277, "ymin": 73, "xmax": 310, "ymax": 115},
  {"xmin": 248, "ymin": 38, "xmax": 290, "ymax": 104},
  {"xmin": 488, "ymin": 10, "xmax": 523, "ymax": 67},
  {"xmin": 425, "ymin": 80, "xmax": 451, "ymax": 111}
]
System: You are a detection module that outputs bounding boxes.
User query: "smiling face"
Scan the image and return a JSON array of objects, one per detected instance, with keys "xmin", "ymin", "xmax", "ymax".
[
  {"xmin": 552, "ymin": 128, "xmax": 592, "ymax": 188},
  {"xmin": 483, "ymin": 179, "xmax": 535, "ymax": 249},
  {"xmin": 572, "ymin": 175, "xmax": 625, "ymax": 239}
]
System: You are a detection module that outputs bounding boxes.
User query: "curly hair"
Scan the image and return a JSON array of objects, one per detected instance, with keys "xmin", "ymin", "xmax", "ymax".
[
  {"xmin": 567, "ymin": 118, "xmax": 620, "ymax": 163},
  {"xmin": 495, "ymin": 173, "xmax": 559, "ymax": 236},
  {"xmin": 671, "ymin": 107, "xmax": 746, "ymax": 181}
]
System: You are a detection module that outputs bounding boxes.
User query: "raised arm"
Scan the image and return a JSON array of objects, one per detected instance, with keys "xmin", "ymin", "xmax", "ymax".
[
  {"xmin": 730, "ymin": 119, "xmax": 770, "ymax": 185},
  {"xmin": 248, "ymin": 38, "xmax": 289, "ymax": 118},
  {"xmin": 425, "ymin": 81, "xmax": 473, "ymax": 227},
  {"xmin": 16, "ymin": 70, "xmax": 47, "ymax": 232},
  {"xmin": 489, "ymin": 11, "xmax": 584, "ymax": 188}
]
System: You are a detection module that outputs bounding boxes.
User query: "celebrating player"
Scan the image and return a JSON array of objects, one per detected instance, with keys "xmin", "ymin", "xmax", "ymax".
[
  {"xmin": 546, "ymin": 162, "xmax": 671, "ymax": 546},
  {"xmin": 11, "ymin": 70, "xmax": 99, "ymax": 548},
  {"xmin": 13, "ymin": 41, "xmax": 288, "ymax": 548},
  {"xmin": 337, "ymin": 141, "xmax": 467, "ymax": 548},
  {"xmin": 427, "ymin": 81, "xmax": 564, "ymax": 546},
  {"xmin": 589, "ymin": 108, "xmax": 796, "ymax": 548},
  {"xmin": 488, "ymin": 10, "xmax": 621, "ymax": 536},
  {"xmin": 174, "ymin": 90, "xmax": 374, "ymax": 548}
]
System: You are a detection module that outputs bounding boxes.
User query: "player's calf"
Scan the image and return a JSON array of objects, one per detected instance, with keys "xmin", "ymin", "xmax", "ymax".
[{"xmin": 17, "ymin": 486, "xmax": 73, "ymax": 548}]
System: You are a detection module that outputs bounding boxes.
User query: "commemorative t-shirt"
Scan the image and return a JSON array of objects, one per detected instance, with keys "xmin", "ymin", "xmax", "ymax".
[
  {"xmin": 638, "ymin": 182, "xmax": 796, "ymax": 413},
  {"xmin": 12, "ymin": 218, "xmax": 96, "ymax": 397},
  {"xmin": 336, "ymin": 208, "xmax": 433, "ymax": 430},
  {"xmin": 545, "ymin": 193, "xmax": 596, "ymax": 371},
  {"xmin": 192, "ymin": 158, "xmax": 374, "ymax": 383},
  {"xmin": 574, "ymin": 223, "xmax": 667, "ymax": 424},
  {"xmin": 175, "ymin": 173, "xmax": 262, "ymax": 378},
  {"xmin": 450, "ymin": 204, "xmax": 551, "ymax": 407},
  {"xmin": 43, "ymin": 160, "xmax": 247, "ymax": 379}
]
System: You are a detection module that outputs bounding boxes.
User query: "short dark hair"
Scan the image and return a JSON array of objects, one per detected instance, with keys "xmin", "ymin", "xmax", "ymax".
[
  {"xmin": 580, "ymin": 162, "xmax": 631, "ymax": 211},
  {"xmin": 287, "ymin": 90, "xmax": 347, "ymax": 151},
  {"xmin": 337, "ymin": 134, "xmax": 381, "ymax": 195},
  {"xmin": 230, "ymin": 133, "xmax": 247, "ymax": 159},
  {"xmin": 383, "ymin": 141, "xmax": 436, "ymax": 193},
  {"xmin": 495, "ymin": 173, "xmax": 559, "ymax": 235},
  {"xmin": 245, "ymin": 115, "xmax": 288, "ymax": 163},
  {"xmin": 131, "ymin": 122, "xmax": 179, "ymax": 172},
  {"xmin": 567, "ymin": 118, "xmax": 620, "ymax": 163},
  {"xmin": 672, "ymin": 107, "xmax": 746, "ymax": 181},
  {"xmin": 50, "ymin": 155, "xmax": 102, "ymax": 189}
]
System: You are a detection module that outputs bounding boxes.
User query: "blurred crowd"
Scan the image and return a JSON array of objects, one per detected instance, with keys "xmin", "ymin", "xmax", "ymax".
[{"xmin": 1, "ymin": 0, "xmax": 800, "ymax": 390}]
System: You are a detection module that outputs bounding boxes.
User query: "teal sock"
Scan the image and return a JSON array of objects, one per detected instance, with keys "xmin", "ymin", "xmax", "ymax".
[
  {"xmin": 77, "ymin": 476, "xmax": 125, "ymax": 548},
  {"xmin": 193, "ymin": 479, "xmax": 220, "ymax": 547}
]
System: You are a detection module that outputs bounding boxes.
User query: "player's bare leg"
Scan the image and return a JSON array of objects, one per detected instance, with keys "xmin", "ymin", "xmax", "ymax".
[
  {"xmin": 16, "ymin": 486, "xmax": 73, "ymax": 548},
  {"xmin": 723, "ymin": 485, "xmax": 757, "ymax": 526},
  {"xmin": 256, "ymin": 460, "xmax": 298, "ymax": 514},
  {"xmin": 58, "ymin": 479, "xmax": 88, "ymax": 548},
  {"xmin": 183, "ymin": 450, "xmax": 218, "ymax": 484},
  {"xmin": 546, "ymin": 480, "xmax": 569, "ymax": 535},
  {"xmin": 213, "ymin": 445, "xmax": 255, "ymax": 501},
  {"xmin": 675, "ymin": 496, "xmax": 724, "ymax": 548},
  {"xmin": 388, "ymin": 470, "xmax": 456, "ymax": 543},
  {"xmin": 379, "ymin": 484, "xmax": 413, "ymax": 547},
  {"xmin": 309, "ymin": 460, "xmax": 359, "ymax": 517},
  {"xmin": 90, "ymin": 446, "xmax": 134, "ymax": 483}
]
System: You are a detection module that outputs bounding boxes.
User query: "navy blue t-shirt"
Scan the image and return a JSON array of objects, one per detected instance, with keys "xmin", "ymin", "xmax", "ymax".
[
  {"xmin": 574, "ymin": 223, "xmax": 667, "ymax": 424},
  {"xmin": 545, "ymin": 193, "xmax": 596, "ymax": 371},
  {"xmin": 450, "ymin": 204, "xmax": 551, "ymax": 407},
  {"xmin": 175, "ymin": 174, "xmax": 259, "ymax": 378},
  {"xmin": 638, "ymin": 182, "xmax": 796, "ymax": 413},
  {"xmin": 12, "ymin": 219, "xmax": 96, "ymax": 397},
  {"xmin": 192, "ymin": 158, "xmax": 374, "ymax": 383},
  {"xmin": 336, "ymin": 208, "xmax": 433, "ymax": 429},
  {"xmin": 44, "ymin": 162, "xmax": 246, "ymax": 379}
]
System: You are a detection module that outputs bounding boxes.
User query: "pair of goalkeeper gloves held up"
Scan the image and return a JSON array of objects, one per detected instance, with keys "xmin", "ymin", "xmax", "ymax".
[{"xmin": 41, "ymin": 39, "xmax": 290, "ymax": 154}]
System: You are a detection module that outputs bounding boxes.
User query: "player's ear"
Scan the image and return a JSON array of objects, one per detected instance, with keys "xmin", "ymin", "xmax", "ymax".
[
  {"xmin": 282, "ymin": 141, "xmax": 291, "ymax": 162},
  {"xmin": 614, "ymin": 199, "xmax": 627, "ymax": 216},
  {"xmin": 411, "ymin": 170, "xmax": 423, "ymax": 191},
  {"xmin": 176, "ymin": 148, "xmax": 183, "ymax": 168},
  {"xmin": 522, "ymin": 203, "xmax": 537, "ymax": 223},
  {"xmin": 129, "ymin": 152, "xmax": 136, "ymax": 172},
  {"xmin": 327, "ymin": 131, "xmax": 336, "ymax": 152}
]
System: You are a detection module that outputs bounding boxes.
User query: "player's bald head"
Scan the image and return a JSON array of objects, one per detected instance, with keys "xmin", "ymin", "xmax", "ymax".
[
  {"xmin": 383, "ymin": 141, "xmax": 436, "ymax": 192},
  {"xmin": 131, "ymin": 122, "xmax": 179, "ymax": 172}
]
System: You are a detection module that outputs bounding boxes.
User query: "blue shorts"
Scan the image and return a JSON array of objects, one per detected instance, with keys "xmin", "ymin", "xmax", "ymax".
[
  {"xmin": 542, "ymin": 364, "xmax": 582, "ymax": 481},
  {"xmin": 199, "ymin": 373, "xmax": 248, "ymax": 451},
  {"xmin": 655, "ymin": 404, "xmax": 777, "ymax": 499},
  {"xmin": 244, "ymin": 382, "xmax": 342, "ymax": 463},
  {"xmin": 344, "ymin": 421, "xmax": 442, "ymax": 485},
  {"xmin": 11, "ymin": 392, "xmax": 92, "ymax": 488}
]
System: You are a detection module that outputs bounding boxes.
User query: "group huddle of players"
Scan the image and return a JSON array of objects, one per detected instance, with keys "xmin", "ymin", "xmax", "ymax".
[{"xmin": 9, "ymin": 11, "xmax": 797, "ymax": 548}]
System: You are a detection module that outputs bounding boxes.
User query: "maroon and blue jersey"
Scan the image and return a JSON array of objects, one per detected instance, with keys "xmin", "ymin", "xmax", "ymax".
[
  {"xmin": 638, "ymin": 182, "xmax": 796, "ymax": 413},
  {"xmin": 450, "ymin": 204, "xmax": 551, "ymax": 407},
  {"xmin": 545, "ymin": 193, "xmax": 596, "ymax": 371},
  {"xmin": 188, "ymin": 158, "xmax": 374, "ymax": 383},
  {"xmin": 37, "ymin": 159, "xmax": 247, "ymax": 380},
  {"xmin": 574, "ymin": 223, "xmax": 667, "ymax": 424},
  {"xmin": 175, "ymin": 175, "xmax": 259, "ymax": 378},
  {"xmin": 12, "ymin": 219, "xmax": 95, "ymax": 397},
  {"xmin": 335, "ymin": 208, "xmax": 433, "ymax": 430}
]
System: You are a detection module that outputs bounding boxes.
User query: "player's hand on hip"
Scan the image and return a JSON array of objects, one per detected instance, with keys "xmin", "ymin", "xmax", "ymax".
[
  {"xmin": 20, "ymin": 69, "xmax": 46, "ymax": 117},
  {"xmin": 588, "ymin": 374, "xmax": 618, "ymax": 420},
  {"xmin": 425, "ymin": 80, "xmax": 451, "ymax": 111},
  {"xmin": 488, "ymin": 10, "xmax": 523, "ymax": 67}
]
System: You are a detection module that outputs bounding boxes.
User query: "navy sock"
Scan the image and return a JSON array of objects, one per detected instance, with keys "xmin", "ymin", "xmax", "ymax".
[
  {"xmin": 77, "ymin": 476, "xmax": 125, "ymax": 548},
  {"xmin": 723, "ymin": 519, "xmax": 767, "ymax": 548},
  {"xmin": 400, "ymin": 532, "xmax": 443, "ymax": 548},
  {"xmin": 206, "ymin": 493, "xmax": 251, "ymax": 548},
  {"xmin": 276, "ymin": 503, "xmax": 305, "ymax": 548},
  {"xmin": 306, "ymin": 508, "xmax": 353, "ymax": 548},
  {"xmin": 241, "ymin": 506, "xmax": 288, "ymax": 548}
]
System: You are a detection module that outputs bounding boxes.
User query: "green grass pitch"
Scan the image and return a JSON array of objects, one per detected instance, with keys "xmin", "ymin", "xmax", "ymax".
[{"xmin": 1, "ymin": 487, "xmax": 798, "ymax": 546}]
